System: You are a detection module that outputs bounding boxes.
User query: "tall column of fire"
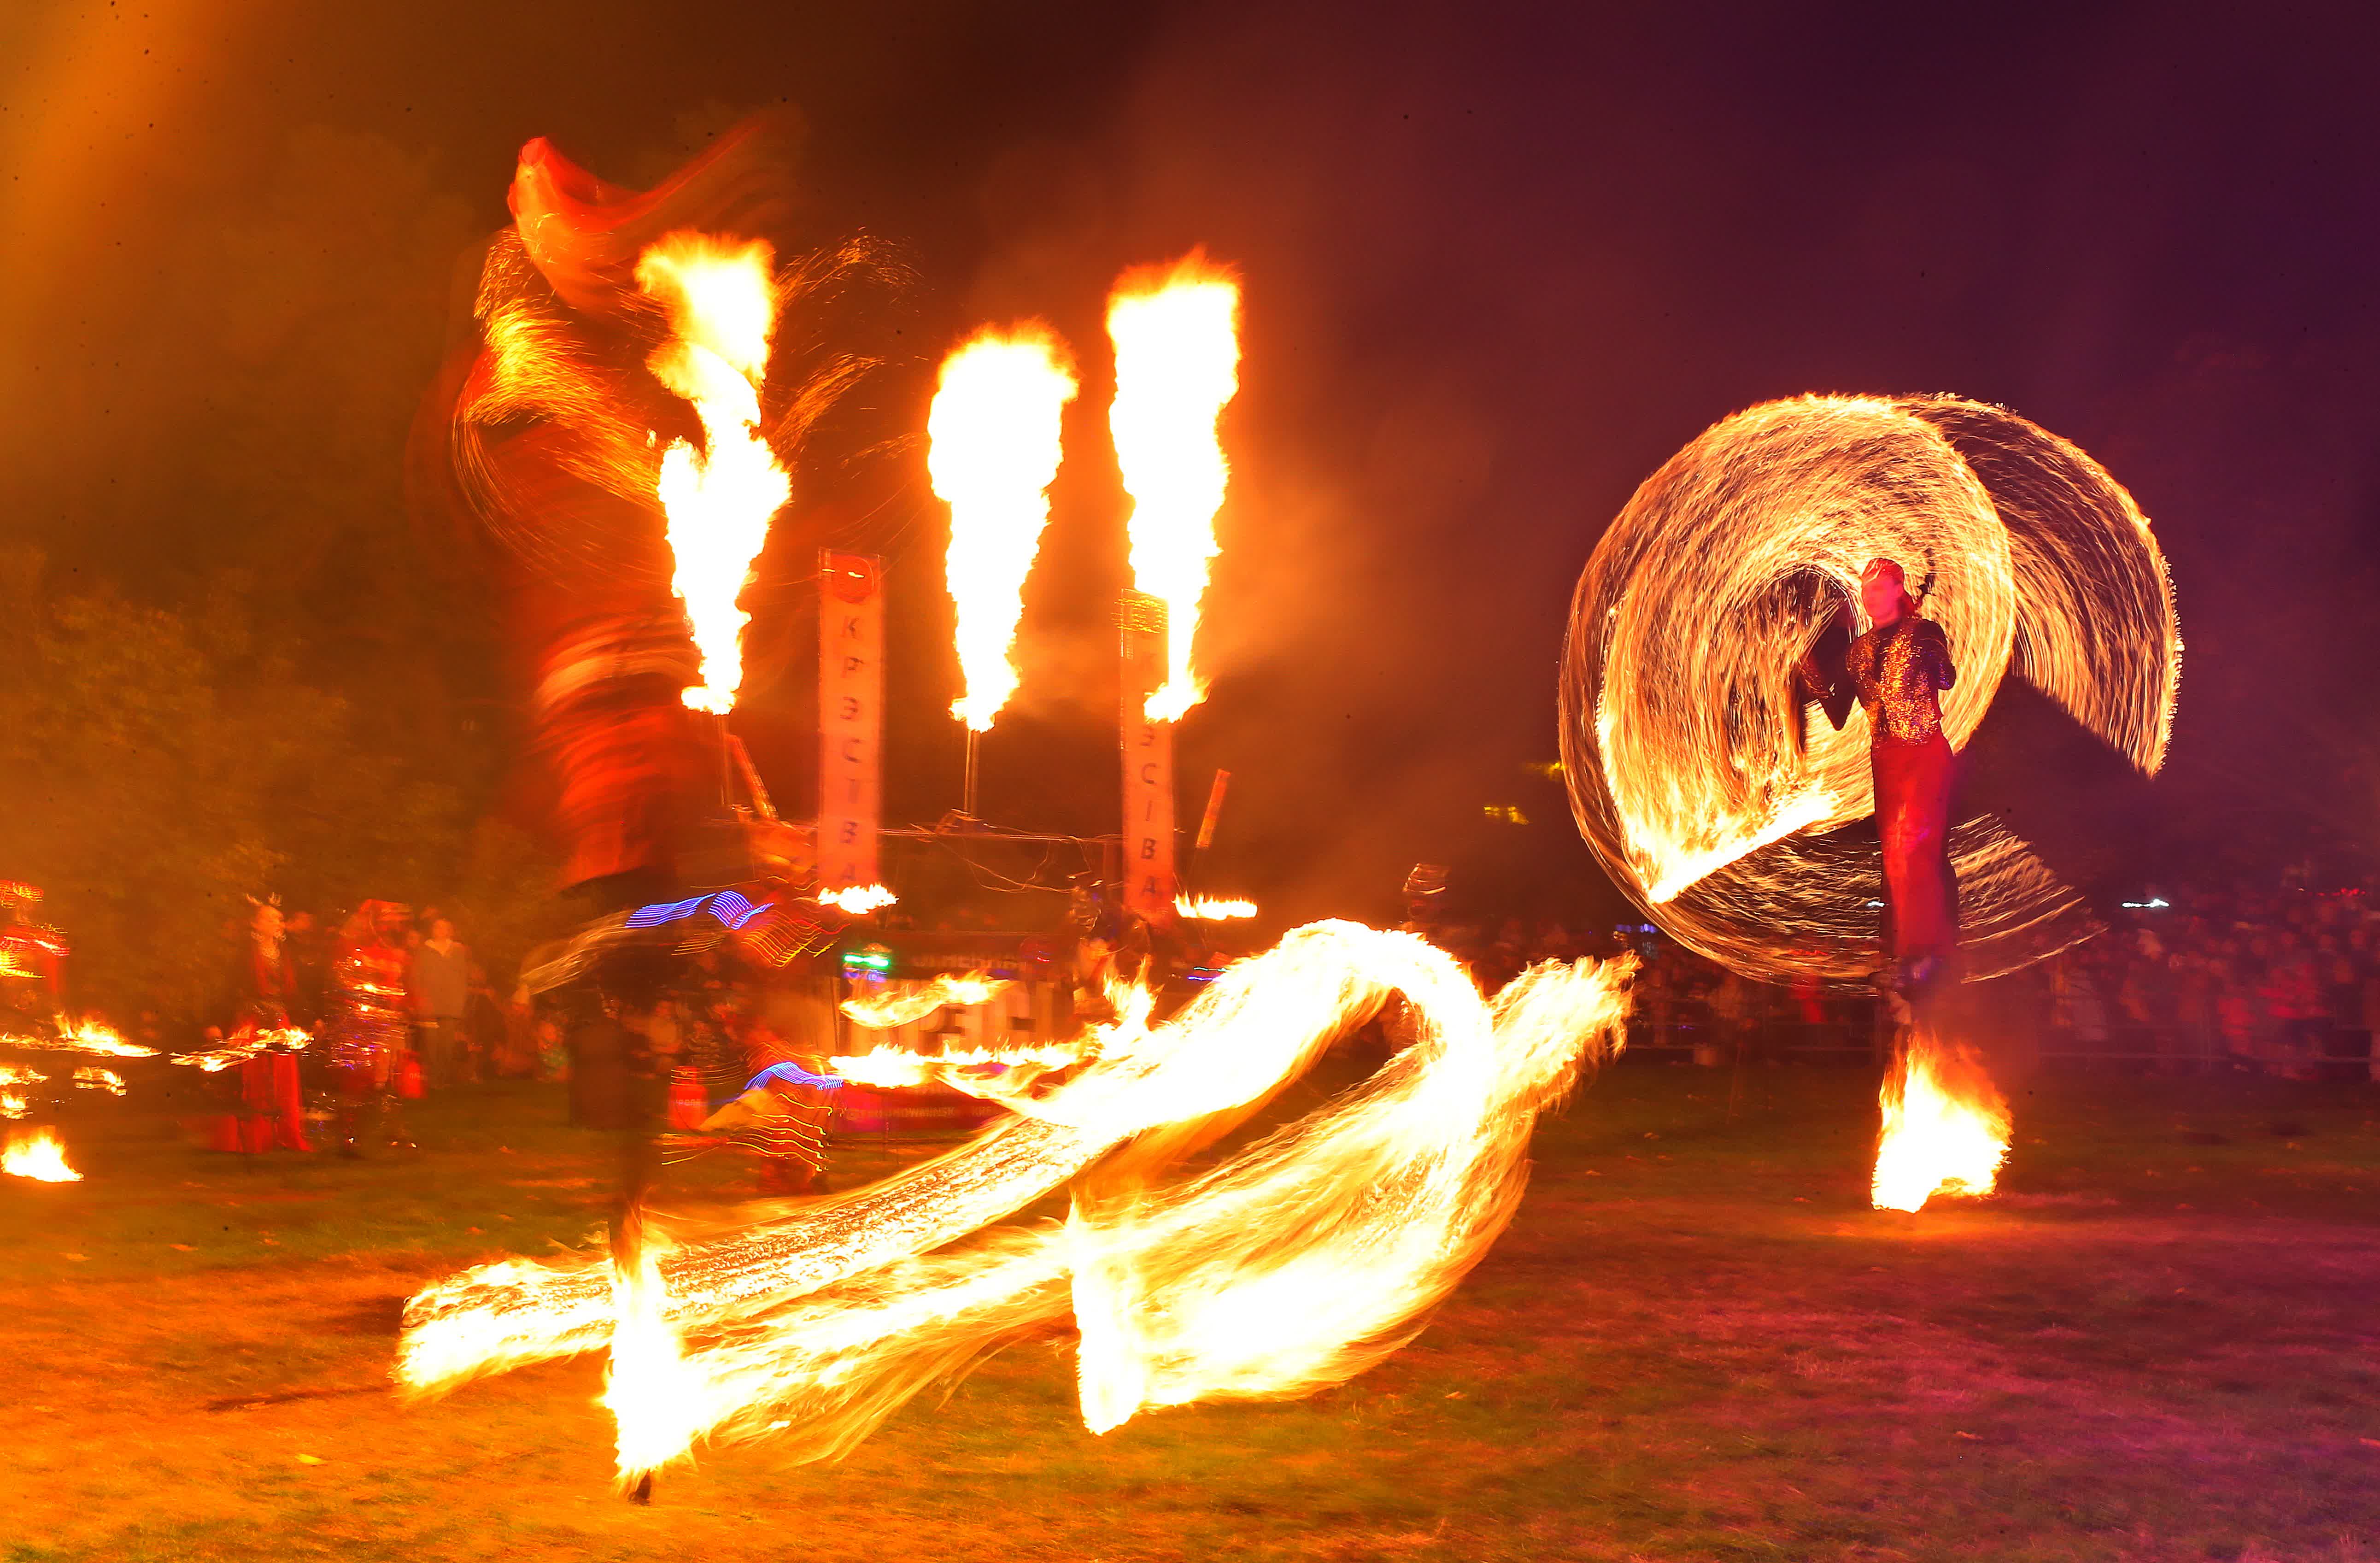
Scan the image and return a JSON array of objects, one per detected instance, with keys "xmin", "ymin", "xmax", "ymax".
[{"xmin": 1106, "ymin": 259, "xmax": 1242, "ymax": 915}]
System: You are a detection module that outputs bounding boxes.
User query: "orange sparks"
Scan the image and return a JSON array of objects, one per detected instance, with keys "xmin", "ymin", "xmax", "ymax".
[
  {"xmin": 1870, "ymin": 1030, "xmax": 2011, "ymax": 1213},
  {"xmin": 0, "ymin": 1017, "xmax": 156, "ymax": 1058},
  {"xmin": 930, "ymin": 327, "xmax": 1079, "ymax": 731},
  {"xmin": 1173, "ymin": 894, "xmax": 1257, "ymax": 921},
  {"xmin": 636, "ymin": 233, "xmax": 789, "ymax": 716},
  {"xmin": 1107, "ymin": 256, "xmax": 1241, "ymax": 723},
  {"xmin": 4, "ymin": 1127, "xmax": 80, "ymax": 1182}
]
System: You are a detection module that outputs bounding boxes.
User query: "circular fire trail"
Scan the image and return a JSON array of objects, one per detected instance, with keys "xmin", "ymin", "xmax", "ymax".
[
  {"xmin": 396, "ymin": 923, "xmax": 1631, "ymax": 1479},
  {"xmin": 1558, "ymin": 394, "xmax": 2179, "ymax": 986}
]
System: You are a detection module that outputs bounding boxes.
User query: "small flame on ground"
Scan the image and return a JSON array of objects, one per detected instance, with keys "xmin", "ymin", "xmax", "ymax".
[
  {"xmin": 838, "ymin": 974, "xmax": 1012, "ymax": 1030},
  {"xmin": 4, "ymin": 1127, "xmax": 80, "ymax": 1182},
  {"xmin": 0, "ymin": 1093, "xmax": 28, "ymax": 1119},
  {"xmin": 1871, "ymin": 1030, "xmax": 2011, "ymax": 1213},
  {"xmin": 1108, "ymin": 256, "xmax": 1241, "ymax": 723},
  {"xmin": 813, "ymin": 884, "xmax": 898, "ymax": 916},
  {"xmin": 636, "ymin": 232, "xmax": 789, "ymax": 716},
  {"xmin": 1174, "ymin": 894, "xmax": 1257, "ymax": 921},
  {"xmin": 930, "ymin": 327, "xmax": 1079, "ymax": 732}
]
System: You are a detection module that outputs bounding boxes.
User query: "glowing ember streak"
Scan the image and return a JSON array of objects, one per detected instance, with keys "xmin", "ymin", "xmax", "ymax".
[
  {"xmin": 4, "ymin": 1128, "xmax": 80, "ymax": 1182},
  {"xmin": 1559, "ymin": 394, "xmax": 2180, "ymax": 984},
  {"xmin": 838, "ymin": 974, "xmax": 1013, "ymax": 1030},
  {"xmin": 1107, "ymin": 257, "xmax": 1241, "ymax": 723},
  {"xmin": 1, "ymin": 1018, "xmax": 155, "ymax": 1058},
  {"xmin": 635, "ymin": 233, "xmax": 790, "ymax": 715},
  {"xmin": 1870, "ymin": 1030, "xmax": 2011, "ymax": 1212},
  {"xmin": 0, "ymin": 1093, "xmax": 27, "ymax": 1119},
  {"xmin": 829, "ymin": 1043, "xmax": 1089, "ymax": 1090},
  {"xmin": 812, "ymin": 884, "xmax": 898, "ymax": 915},
  {"xmin": 930, "ymin": 327, "xmax": 1079, "ymax": 731},
  {"xmin": 396, "ymin": 923, "xmax": 1630, "ymax": 1477},
  {"xmin": 71, "ymin": 1067, "xmax": 126, "ymax": 1096},
  {"xmin": 1173, "ymin": 894, "xmax": 1257, "ymax": 921},
  {"xmin": 169, "ymin": 1027, "xmax": 313, "ymax": 1073}
]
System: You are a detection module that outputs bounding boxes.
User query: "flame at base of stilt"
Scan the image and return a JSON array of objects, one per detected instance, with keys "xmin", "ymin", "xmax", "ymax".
[
  {"xmin": 4, "ymin": 1127, "xmax": 82, "ymax": 1182},
  {"xmin": 1870, "ymin": 1029, "xmax": 2010, "ymax": 1213}
]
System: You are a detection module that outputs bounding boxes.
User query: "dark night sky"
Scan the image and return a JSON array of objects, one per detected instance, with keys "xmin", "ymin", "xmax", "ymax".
[{"xmin": 5, "ymin": 0, "xmax": 2376, "ymax": 921}]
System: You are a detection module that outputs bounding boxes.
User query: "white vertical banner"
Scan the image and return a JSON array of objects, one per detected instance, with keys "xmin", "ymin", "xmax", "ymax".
[
  {"xmin": 1119, "ymin": 591, "xmax": 1178, "ymax": 918},
  {"xmin": 818, "ymin": 551, "xmax": 884, "ymax": 891}
]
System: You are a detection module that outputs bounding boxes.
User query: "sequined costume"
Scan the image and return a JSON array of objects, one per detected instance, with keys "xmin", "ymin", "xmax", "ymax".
[{"xmin": 1809, "ymin": 616, "xmax": 1960, "ymax": 962}]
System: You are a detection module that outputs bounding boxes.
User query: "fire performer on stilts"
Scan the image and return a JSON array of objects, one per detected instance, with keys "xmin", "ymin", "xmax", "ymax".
[{"xmin": 1800, "ymin": 558, "xmax": 1959, "ymax": 997}]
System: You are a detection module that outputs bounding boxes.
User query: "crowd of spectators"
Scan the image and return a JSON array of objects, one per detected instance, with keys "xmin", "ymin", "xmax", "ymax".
[{"xmin": 1423, "ymin": 885, "xmax": 2380, "ymax": 1082}]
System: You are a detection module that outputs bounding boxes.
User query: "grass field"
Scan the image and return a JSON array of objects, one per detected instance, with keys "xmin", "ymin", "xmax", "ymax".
[{"xmin": 4, "ymin": 1056, "xmax": 2378, "ymax": 1563}]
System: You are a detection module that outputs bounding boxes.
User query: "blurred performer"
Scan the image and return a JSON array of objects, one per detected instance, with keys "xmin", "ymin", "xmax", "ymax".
[
  {"xmin": 221, "ymin": 897, "xmax": 310, "ymax": 1152},
  {"xmin": 329, "ymin": 901, "xmax": 416, "ymax": 1156},
  {"xmin": 1801, "ymin": 558, "xmax": 1959, "ymax": 988}
]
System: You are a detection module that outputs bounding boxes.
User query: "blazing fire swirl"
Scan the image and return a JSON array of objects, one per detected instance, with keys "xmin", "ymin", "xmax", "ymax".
[{"xmin": 1559, "ymin": 394, "xmax": 2179, "ymax": 984}]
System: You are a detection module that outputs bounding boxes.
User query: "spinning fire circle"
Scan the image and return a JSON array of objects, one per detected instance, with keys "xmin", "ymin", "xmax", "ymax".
[{"xmin": 1558, "ymin": 394, "xmax": 2180, "ymax": 985}]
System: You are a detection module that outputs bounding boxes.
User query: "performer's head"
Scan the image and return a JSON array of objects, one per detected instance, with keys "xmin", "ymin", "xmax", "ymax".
[{"xmin": 1860, "ymin": 558, "xmax": 1917, "ymax": 624}]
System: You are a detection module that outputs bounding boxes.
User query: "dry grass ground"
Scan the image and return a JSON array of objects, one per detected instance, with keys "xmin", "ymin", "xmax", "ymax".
[{"xmin": 4, "ymin": 1058, "xmax": 2378, "ymax": 1563}]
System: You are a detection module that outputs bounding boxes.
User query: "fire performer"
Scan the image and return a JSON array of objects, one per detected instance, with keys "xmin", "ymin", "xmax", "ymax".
[
  {"xmin": 327, "ymin": 902, "xmax": 416, "ymax": 1156},
  {"xmin": 223, "ymin": 898, "xmax": 309, "ymax": 1152},
  {"xmin": 1800, "ymin": 558, "xmax": 1959, "ymax": 990}
]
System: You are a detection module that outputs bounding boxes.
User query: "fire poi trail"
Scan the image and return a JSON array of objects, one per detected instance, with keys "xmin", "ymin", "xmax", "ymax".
[
  {"xmin": 398, "ymin": 924, "xmax": 1632, "ymax": 1471},
  {"xmin": 1558, "ymin": 394, "xmax": 2179, "ymax": 1213}
]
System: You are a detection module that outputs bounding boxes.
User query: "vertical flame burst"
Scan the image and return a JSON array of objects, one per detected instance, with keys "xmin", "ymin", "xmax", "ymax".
[
  {"xmin": 1870, "ymin": 1030, "xmax": 2011, "ymax": 1212},
  {"xmin": 1107, "ymin": 257, "xmax": 1241, "ymax": 723},
  {"xmin": 4, "ymin": 1127, "xmax": 81, "ymax": 1182},
  {"xmin": 929, "ymin": 328, "xmax": 1079, "ymax": 730},
  {"xmin": 636, "ymin": 233, "xmax": 789, "ymax": 715}
]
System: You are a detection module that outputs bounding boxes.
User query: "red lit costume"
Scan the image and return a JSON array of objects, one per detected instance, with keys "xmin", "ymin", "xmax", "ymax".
[{"xmin": 1808, "ymin": 615, "xmax": 1960, "ymax": 965}]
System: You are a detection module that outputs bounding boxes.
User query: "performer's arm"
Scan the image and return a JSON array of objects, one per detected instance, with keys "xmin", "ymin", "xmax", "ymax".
[
  {"xmin": 1922, "ymin": 618, "xmax": 1956, "ymax": 691},
  {"xmin": 1796, "ymin": 613, "xmax": 1854, "ymax": 731}
]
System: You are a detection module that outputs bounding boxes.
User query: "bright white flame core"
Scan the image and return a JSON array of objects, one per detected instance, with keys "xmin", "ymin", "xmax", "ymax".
[
  {"xmin": 4, "ymin": 1127, "xmax": 80, "ymax": 1182},
  {"xmin": 813, "ymin": 885, "xmax": 898, "ymax": 915},
  {"xmin": 636, "ymin": 233, "xmax": 788, "ymax": 716},
  {"xmin": 1870, "ymin": 1031, "xmax": 2011, "ymax": 1212},
  {"xmin": 930, "ymin": 328, "xmax": 1079, "ymax": 731},
  {"xmin": 397, "ymin": 923, "xmax": 1630, "ymax": 1474},
  {"xmin": 1108, "ymin": 259, "xmax": 1241, "ymax": 723}
]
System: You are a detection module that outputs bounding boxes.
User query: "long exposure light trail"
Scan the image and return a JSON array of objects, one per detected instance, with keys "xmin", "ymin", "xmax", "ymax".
[{"xmin": 397, "ymin": 923, "xmax": 1630, "ymax": 1477}]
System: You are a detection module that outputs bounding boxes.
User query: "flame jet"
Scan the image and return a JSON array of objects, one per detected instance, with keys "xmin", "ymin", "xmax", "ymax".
[
  {"xmin": 636, "ymin": 234, "xmax": 790, "ymax": 715},
  {"xmin": 931, "ymin": 327, "xmax": 1079, "ymax": 731},
  {"xmin": 1107, "ymin": 257, "xmax": 1241, "ymax": 723},
  {"xmin": 396, "ymin": 923, "xmax": 1631, "ymax": 1474}
]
